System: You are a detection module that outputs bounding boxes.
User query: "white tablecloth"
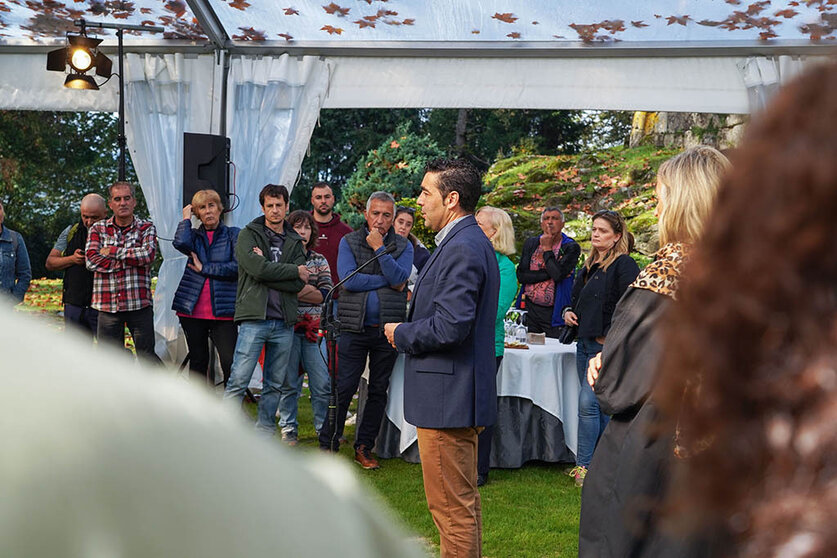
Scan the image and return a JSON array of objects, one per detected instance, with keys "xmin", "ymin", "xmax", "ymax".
[{"xmin": 384, "ymin": 338, "xmax": 580, "ymax": 456}]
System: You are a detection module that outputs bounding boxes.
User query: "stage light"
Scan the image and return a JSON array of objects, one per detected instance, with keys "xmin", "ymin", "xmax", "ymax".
[
  {"xmin": 64, "ymin": 74, "xmax": 98, "ymax": 90},
  {"xmin": 70, "ymin": 48, "xmax": 93, "ymax": 73},
  {"xmin": 46, "ymin": 29, "xmax": 110, "ymax": 90}
]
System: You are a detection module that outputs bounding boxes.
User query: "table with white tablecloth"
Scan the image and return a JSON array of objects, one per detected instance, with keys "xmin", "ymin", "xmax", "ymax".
[{"xmin": 376, "ymin": 339, "xmax": 580, "ymax": 468}]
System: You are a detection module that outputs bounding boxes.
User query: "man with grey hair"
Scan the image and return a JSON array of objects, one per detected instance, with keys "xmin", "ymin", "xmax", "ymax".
[
  {"xmin": 46, "ymin": 193, "xmax": 108, "ymax": 337},
  {"xmin": 319, "ymin": 191, "xmax": 413, "ymax": 469},
  {"xmin": 517, "ymin": 206, "xmax": 580, "ymax": 337},
  {"xmin": 86, "ymin": 182, "xmax": 159, "ymax": 363}
]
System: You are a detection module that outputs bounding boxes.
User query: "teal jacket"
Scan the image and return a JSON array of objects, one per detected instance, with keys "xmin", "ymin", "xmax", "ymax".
[
  {"xmin": 234, "ymin": 217, "xmax": 306, "ymax": 324},
  {"xmin": 495, "ymin": 252, "xmax": 519, "ymax": 357}
]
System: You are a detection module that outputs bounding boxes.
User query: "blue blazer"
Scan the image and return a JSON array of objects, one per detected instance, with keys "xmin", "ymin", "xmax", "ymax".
[
  {"xmin": 393, "ymin": 215, "xmax": 500, "ymax": 429},
  {"xmin": 172, "ymin": 219, "xmax": 240, "ymax": 318}
]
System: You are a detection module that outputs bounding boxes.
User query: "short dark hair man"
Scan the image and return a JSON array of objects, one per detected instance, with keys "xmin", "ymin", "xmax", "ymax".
[
  {"xmin": 223, "ymin": 184, "xmax": 310, "ymax": 435},
  {"xmin": 310, "ymin": 182, "xmax": 352, "ymax": 286},
  {"xmin": 0, "ymin": 199, "xmax": 32, "ymax": 305},
  {"xmin": 384, "ymin": 158, "xmax": 500, "ymax": 558},
  {"xmin": 86, "ymin": 182, "xmax": 160, "ymax": 363},
  {"xmin": 517, "ymin": 206, "xmax": 580, "ymax": 337},
  {"xmin": 318, "ymin": 191, "xmax": 413, "ymax": 469},
  {"xmin": 46, "ymin": 193, "xmax": 107, "ymax": 337}
]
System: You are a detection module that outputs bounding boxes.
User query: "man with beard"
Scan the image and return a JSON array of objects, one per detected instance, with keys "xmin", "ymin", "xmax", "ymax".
[
  {"xmin": 46, "ymin": 193, "xmax": 108, "ymax": 338},
  {"xmin": 310, "ymin": 182, "xmax": 352, "ymax": 286}
]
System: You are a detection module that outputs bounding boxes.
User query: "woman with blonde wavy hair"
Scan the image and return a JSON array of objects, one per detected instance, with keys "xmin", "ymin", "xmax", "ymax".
[
  {"xmin": 562, "ymin": 209, "xmax": 639, "ymax": 486},
  {"xmin": 474, "ymin": 205, "xmax": 519, "ymax": 486},
  {"xmin": 579, "ymin": 145, "xmax": 730, "ymax": 557}
]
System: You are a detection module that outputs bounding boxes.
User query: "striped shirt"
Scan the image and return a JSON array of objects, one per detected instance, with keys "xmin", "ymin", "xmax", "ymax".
[
  {"xmin": 298, "ymin": 250, "xmax": 332, "ymax": 319},
  {"xmin": 85, "ymin": 216, "xmax": 157, "ymax": 313}
]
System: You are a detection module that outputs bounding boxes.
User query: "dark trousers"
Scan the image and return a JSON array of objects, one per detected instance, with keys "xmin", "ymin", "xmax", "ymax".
[
  {"xmin": 527, "ymin": 302, "xmax": 560, "ymax": 338},
  {"xmin": 97, "ymin": 306, "xmax": 161, "ymax": 365},
  {"xmin": 319, "ymin": 327, "xmax": 398, "ymax": 451},
  {"xmin": 477, "ymin": 356, "xmax": 504, "ymax": 476},
  {"xmin": 64, "ymin": 303, "xmax": 98, "ymax": 339},
  {"xmin": 179, "ymin": 316, "xmax": 238, "ymax": 386}
]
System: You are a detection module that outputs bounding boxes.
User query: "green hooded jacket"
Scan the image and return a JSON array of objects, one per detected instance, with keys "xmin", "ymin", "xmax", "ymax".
[{"xmin": 234, "ymin": 216, "xmax": 306, "ymax": 324}]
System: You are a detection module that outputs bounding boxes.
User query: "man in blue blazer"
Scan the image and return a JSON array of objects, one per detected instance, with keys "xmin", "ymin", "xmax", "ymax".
[{"xmin": 384, "ymin": 159, "xmax": 499, "ymax": 558}]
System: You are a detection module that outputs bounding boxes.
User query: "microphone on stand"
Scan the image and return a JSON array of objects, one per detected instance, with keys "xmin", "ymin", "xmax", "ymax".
[{"xmin": 319, "ymin": 240, "xmax": 398, "ymax": 451}]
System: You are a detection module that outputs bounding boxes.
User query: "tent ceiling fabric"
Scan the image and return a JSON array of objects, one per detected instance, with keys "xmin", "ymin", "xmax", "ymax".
[{"xmin": 1, "ymin": 0, "xmax": 835, "ymax": 48}]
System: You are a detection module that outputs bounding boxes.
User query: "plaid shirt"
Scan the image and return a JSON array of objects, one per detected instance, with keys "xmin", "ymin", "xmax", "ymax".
[{"xmin": 85, "ymin": 216, "xmax": 157, "ymax": 313}]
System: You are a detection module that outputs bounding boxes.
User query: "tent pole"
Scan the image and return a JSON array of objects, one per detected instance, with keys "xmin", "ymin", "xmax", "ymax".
[{"xmin": 117, "ymin": 27, "xmax": 125, "ymax": 182}]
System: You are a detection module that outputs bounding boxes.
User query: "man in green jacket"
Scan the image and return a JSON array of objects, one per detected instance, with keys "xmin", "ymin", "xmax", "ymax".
[{"xmin": 223, "ymin": 184, "xmax": 309, "ymax": 434}]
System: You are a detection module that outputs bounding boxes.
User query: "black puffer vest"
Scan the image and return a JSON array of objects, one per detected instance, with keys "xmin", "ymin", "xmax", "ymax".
[
  {"xmin": 338, "ymin": 228, "xmax": 408, "ymax": 333},
  {"xmin": 62, "ymin": 221, "xmax": 94, "ymax": 307}
]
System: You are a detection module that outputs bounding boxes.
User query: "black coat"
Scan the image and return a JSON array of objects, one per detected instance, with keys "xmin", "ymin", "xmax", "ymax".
[
  {"xmin": 516, "ymin": 235, "xmax": 581, "ymax": 291},
  {"xmin": 569, "ymin": 254, "xmax": 639, "ymax": 339},
  {"xmin": 579, "ymin": 288, "xmax": 723, "ymax": 558}
]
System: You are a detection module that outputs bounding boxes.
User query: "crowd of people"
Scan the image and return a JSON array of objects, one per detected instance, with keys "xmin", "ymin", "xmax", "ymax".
[{"xmin": 2, "ymin": 61, "xmax": 835, "ymax": 558}]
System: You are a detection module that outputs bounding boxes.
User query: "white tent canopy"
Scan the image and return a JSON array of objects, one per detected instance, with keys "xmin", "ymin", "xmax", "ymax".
[{"xmin": 1, "ymin": 0, "xmax": 835, "ymax": 361}]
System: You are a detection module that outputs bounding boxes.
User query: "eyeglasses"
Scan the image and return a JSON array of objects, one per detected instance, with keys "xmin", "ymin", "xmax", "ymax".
[{"xmin": 396, "ymin": 206, "xmax": 415, "ymax": 216}]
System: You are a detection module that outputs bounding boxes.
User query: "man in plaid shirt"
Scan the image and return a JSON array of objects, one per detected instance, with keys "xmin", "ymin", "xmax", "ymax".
[{"xmin": 86, "ymin": 182, "xmax": 160, "ymax": 364}]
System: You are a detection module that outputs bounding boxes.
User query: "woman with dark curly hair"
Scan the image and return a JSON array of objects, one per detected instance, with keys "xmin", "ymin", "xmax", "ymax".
[
  {"xmin": 655, "ymin": 63, "xmax": 837, "ymax": 558},
  {"xmin": 579, "ymin": 145, "xmax": 730, "ymax": 557}
]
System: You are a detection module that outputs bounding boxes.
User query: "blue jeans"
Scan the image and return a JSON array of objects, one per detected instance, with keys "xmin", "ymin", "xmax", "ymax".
[
  {"xmin": 223, "ymin": 319, "xmax": 294, "ymax": 434},
  {"xmin": 576, "ymin": 336, "xmax": 609, "ymax": 467},
  {"xmin": 277, "ymin": 331, "xmax": 330, "ymax": 434}
]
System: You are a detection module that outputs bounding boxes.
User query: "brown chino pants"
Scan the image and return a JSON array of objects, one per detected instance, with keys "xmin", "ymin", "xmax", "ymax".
[{"xmin": 416, "ymin": 426, "xmax": 483, "ymax": 558}]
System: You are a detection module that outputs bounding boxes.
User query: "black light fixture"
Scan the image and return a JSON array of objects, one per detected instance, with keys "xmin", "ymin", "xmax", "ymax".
[
  {"xmin": 46, "ymin": 18, "xmax": 163, "ymax": 180},
  {"xmin": 47, "ymin": 22, "xmax": 113, "ymax": 91}
]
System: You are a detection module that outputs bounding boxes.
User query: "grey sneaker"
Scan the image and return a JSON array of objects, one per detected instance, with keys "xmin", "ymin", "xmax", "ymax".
[{"xmin": 281, "ymin": 429, "xmax": 298, "ymax": 447}]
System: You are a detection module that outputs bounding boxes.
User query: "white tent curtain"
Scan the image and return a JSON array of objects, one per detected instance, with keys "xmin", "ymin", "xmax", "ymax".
[
  {"xmin": 737, "ymin": 55, "xmax": 806, "ymax": 113},
  {"xmin": 225, "ymin": 54, "xmax": 333, "ymax": 227},
  {"xmin": 123, "ymin": 53, "xmax": 216, "ymax": 363}
]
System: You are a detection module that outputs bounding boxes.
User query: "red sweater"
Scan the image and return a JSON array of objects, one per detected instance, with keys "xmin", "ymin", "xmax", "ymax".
[{"xmin": 312, "ymin": 213, "xmax": 353, "ymax": 286}]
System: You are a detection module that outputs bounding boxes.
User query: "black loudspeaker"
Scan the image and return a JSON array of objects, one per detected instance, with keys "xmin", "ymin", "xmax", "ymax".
[{"xmin": 183, "ymin": 132, "xmax": 230, "ymax": 209}]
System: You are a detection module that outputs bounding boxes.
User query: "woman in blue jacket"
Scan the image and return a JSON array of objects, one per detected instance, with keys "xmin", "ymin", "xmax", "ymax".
[
  {"xmin": 172, "ymin": 190, "xmax": 240, "ymax": 385},
  {"xmin": 563, "ymin": 210, "xmax": 639, "ymax": 486}
]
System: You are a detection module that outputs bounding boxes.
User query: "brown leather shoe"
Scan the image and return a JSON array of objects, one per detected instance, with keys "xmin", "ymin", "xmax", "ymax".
[{"xmin": 354, "ymin": 445, "xmax": 380, "ymax": 470}]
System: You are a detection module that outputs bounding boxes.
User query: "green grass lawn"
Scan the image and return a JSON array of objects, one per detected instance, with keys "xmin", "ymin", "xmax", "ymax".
[{"xmin": 20, "ymin": 278, "xmax": 582, "ymax": 557}]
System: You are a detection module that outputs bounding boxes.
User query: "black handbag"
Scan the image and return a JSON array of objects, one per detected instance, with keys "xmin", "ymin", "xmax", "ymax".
[{"xmin": 557, "ymin": 324, "xmax": 577, "ymax": 344}]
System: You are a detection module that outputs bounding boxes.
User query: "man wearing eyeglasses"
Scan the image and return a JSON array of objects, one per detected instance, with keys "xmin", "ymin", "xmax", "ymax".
[{"xmin": 516, "ymin": 206, "xmax": 580, "ymax": 338}]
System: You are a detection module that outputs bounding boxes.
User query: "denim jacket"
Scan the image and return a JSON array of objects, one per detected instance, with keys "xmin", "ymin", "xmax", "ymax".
[{"xmin": 0, "ymin": 226, "xmax": 32, "ymax": 303}]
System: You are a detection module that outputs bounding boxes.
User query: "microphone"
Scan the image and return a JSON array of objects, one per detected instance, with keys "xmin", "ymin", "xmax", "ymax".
[{"xmin": 383, "ymin": 242, "xmax": 398, "ymax": 255}]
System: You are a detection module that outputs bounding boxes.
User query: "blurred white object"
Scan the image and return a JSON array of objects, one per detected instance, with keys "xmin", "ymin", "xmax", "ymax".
[{"xmin": 0, "ymin": 311, "xmax": 423, "ymax": 558}]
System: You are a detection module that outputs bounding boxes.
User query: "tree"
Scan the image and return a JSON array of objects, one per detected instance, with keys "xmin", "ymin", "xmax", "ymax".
[
  {"xmin": 421, "ymin": 109, "xmax": 589, "ymax": 165},
  {"xmin": 335, "ymin": 123, "xmax": 446, "ymax": 229},
  {"xmin": 291, "ymin": 108, "xmax": 422, "ymax": 210},
  {"xmin": 0, "ymin": 111, "xmax": 141, "ymax": 278}
]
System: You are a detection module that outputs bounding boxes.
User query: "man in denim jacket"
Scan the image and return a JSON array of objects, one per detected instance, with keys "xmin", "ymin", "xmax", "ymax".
[{"xmin": 0, "ymin": 200, "xmax": 32, "ymax": 305}]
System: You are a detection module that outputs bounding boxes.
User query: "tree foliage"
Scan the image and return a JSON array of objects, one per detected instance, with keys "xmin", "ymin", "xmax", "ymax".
[
  {"xmin": 0, "ymin": 111, "xmax": 141, "ymax": 278},
  {"xmin": 422, "ymin": 108, "xmax": 589, "ymax": 165},
  {"xmin": 292, "ymin": 108, "xmax": 422, "ymax": 209},
  {"xmin": 335, "ymin": 123, "xmax": 445, "ymax": 229}
]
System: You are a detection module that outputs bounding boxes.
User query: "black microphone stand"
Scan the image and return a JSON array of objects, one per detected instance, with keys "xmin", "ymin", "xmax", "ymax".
[{"xmin": 320, "ymin": 243, "xmax": 397, "ymax": 452}]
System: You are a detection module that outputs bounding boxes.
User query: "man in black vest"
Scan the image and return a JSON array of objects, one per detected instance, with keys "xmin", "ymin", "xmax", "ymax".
[
  {"xmin": 46, "ymin": 193, "xmax": 107, "ymax": 337},
  {"xmin": 319, "ymin": 191, "xmax": 413, "ymax": 469}
]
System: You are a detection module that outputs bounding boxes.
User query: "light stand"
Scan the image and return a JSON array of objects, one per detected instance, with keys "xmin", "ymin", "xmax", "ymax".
[
  {"xmin": 47, "ymin": 19, "xmax": 164, "ymax": 181},
  {"xmin": 72, "ymin": 20, "xmax": 163, "ymax": 181}
]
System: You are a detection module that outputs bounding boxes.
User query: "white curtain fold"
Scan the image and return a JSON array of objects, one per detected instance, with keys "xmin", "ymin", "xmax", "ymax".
[
  {"xmin": 226, "ymin": 55, "xmax": 333, "ymax": 227},
  {"xmin": 123, "ymin": 53, "xmax": 216, "ymax": 362},
  {"xmin": 737, "ymin": 55, "xmax": 805, "ymax": 113}
]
